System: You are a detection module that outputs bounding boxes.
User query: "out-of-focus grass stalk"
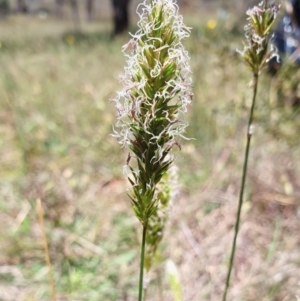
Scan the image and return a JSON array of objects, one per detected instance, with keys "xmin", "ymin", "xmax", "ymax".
[
  {"xmin": 36, "ymin": 198, "xmax": 57, "ymax": 301},
  {"xmin": 144, "ymin": 168, "xmax": 178, "ymax": 298},
  {"xmin": 222, "ymin": 1, "xmax": 280, "ymax": 300},
  {"xmin": 166, "ymin": 259, "xmax": 182, "ymax": 301},
  {"xmin": 2, "ymin": 67, "xmax": 28, "ymax": 174}
]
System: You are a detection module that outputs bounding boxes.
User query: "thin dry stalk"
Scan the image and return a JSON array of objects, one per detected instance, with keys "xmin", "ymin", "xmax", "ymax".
[{"xmin": 36, "ymin": 198, "xmax": 57, "ymax": 301}]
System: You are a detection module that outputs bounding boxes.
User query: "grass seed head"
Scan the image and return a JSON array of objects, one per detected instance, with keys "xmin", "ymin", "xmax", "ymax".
[
  {"xmin": 238, "ymin": 0, "xmax": 280, "ymax": 74},
  {"xmin": 113, "ymin": 0, "xmax": 192, "ymax": 225}
]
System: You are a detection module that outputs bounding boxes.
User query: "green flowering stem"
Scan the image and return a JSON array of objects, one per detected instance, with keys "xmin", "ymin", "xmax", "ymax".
[
  {"xmin": 222, "ymin": 2, "xmax": 279, "ymax": 299},
  {"xmin": 222, "ymin": 73, "xmax": 258, "ymax": 301},
  {"xmin": 139, "ymin": 222, "xmax": 148, "ymax": 301},
  {"xmin": 113, "ymin": 1, "xmax": 192, "ymax": 299}
]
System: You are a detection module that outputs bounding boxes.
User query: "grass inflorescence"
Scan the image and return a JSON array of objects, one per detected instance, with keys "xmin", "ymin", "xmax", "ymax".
[
  {"xmin": 222, "ymin": 1, "xmax": 280, "ymax": 300},
  {"xmin": 113, "ymin": 0, "xmax": 192, "ymax": 299}
]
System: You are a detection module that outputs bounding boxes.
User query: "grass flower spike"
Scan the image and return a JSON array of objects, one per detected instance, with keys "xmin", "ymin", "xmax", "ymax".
[
  {"xmin": 113, "ymin": 0, "xmax": 192, "ymax": 300},
  {"xmin": 238, "ymin": 0, "xmax": 280, "ymax": 75},
  {"xmin": 222, "ymin": 1, "xmax": 280, "ymax": 301}
]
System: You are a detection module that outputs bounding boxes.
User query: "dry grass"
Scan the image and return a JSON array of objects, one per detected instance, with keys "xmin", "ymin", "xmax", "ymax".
[{"xmin": 0, "ymin": 11, "xmax": 299, "ymax": 301}]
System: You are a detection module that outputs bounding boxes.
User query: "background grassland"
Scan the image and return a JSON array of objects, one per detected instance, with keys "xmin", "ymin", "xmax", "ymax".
[{"xmin": 0, "ymin": 11, "xmax": 300, "ymax": 301}]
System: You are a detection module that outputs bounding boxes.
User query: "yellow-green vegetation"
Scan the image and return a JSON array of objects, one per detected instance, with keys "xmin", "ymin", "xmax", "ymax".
[{"xmin": 0, "ymin": 12, "xmax": 300, "ymax": 301}]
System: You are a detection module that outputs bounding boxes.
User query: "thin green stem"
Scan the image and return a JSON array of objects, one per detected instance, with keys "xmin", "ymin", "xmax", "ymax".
[
  {"xmin": 222, "ymin": 73, "xmax": 259, "ymax": 301},
  {"xmin": 139, "ymin": 222, "xmax": 148, "ymax": 301}
]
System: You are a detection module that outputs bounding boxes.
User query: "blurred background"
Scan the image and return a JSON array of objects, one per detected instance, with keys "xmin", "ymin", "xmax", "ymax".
[{"xmin": 0, "ymin": 0, "xmax": 300, "ymax": 300}]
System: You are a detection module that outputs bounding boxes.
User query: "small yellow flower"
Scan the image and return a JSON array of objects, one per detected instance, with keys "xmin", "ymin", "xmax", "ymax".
[
  {"xmin": 207, "ymin": 19, "xmax": 217, "ymax": 30},
  {"xmin": 65, "ymin": 35, "xmax": 75, "ymax": 45}
]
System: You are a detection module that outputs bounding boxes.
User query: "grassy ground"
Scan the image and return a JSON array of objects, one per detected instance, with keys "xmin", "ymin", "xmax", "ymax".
[{"xmin": 0, "ymin": 12, "xmax": 300, "ymax": 301}]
